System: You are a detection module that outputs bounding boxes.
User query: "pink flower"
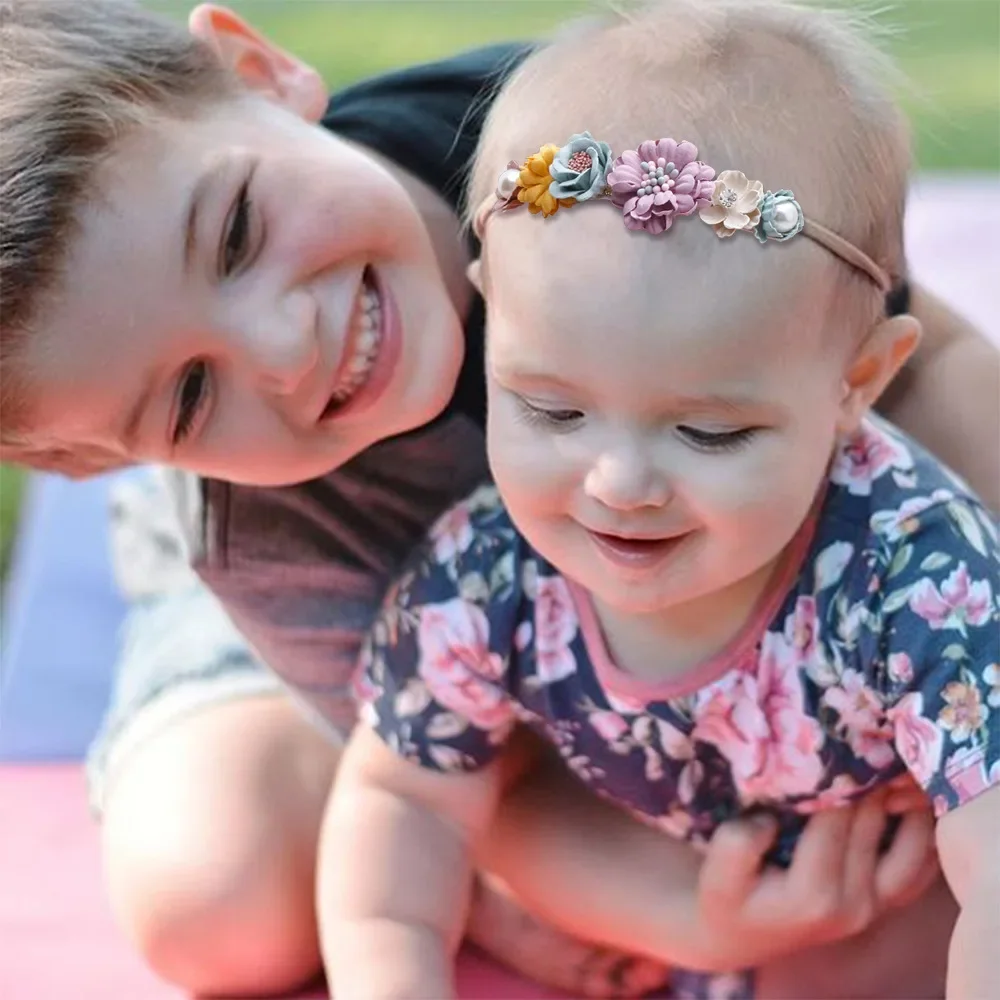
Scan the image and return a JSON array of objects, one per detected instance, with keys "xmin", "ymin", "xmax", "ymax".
[
  {"xmin": 694, "ymin": 630, "xmax": 825, "ymax": 802},
  {"xmin": 822, "ymin": 669, "xmax": 895, "ymax": 768},
  {"xmin": 830, "ymin": 423, "xmax": 913, "ymax": 496},
  {"xmin": 589, "ymin": 709, "xmax": 630, "ymax": 742},
  {"xmin": 909, "ymin": 563, "xmax": 994, "ymax": 632},
  {"xmin": 430, "ymin": 503, "xmax": 475, "ymax": 563},
  {"xmin": 887, "ymin": 652, "xmax": 914, "ymax": 684},
  {"xmin": 606, "ymin": 138, "xmax": 715, "ymax": 235},
  {"xmin": 944, "ymin": 744, "xmax": 991, "ymax": 805},
  {"xmin": 534, "ymin": 575, "xmax": 579, "ymax": 684},
  {"xmin": 417, "ymin": 598, "xmax": 513, "ymax": 731},
  {"xmin": 888, "ymin": 692, "xmax": 944, "ymax": 788}
]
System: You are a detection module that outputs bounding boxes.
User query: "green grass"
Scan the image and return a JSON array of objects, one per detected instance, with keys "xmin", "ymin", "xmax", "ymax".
[
  {"xmin": 1, "ymin": 0, "xmax": 996, "ymax": 574},
  {"xmin": 0, "ymin": 466, "xmax": 25, "ymax": 578},
  {"xmin": 147, "ymin": 0, "xmax": 998, "ymax": 170}
]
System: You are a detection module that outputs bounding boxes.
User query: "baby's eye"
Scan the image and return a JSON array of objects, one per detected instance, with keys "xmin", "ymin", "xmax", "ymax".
[
  {"xmin": 172, "ymin": 360, "xmax": 210, "ymax": 444},
  {"xmin": 677, "ymin": 425, "xmax": 757, "ymax": 452},
  {"xmin": 220, "ymin": 177, "xmax": 253, "ymax": 277},
  {"xmin": 517, "ymin": 398, "xmax": 585, "ymax": 431}
]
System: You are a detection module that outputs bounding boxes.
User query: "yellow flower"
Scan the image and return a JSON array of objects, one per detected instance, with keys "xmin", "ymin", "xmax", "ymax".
[{"xmin": 517, "ymin": 144, "xmax": 575, "ymax": 218}]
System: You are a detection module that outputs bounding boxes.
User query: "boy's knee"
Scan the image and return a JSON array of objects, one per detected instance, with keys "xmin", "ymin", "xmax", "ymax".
[
  {"xmin": 102, "ymin": 791, "xmax": 321, "ymax": 995},
  {"xmin": 104, "ymin": 792, "xmax": 319, "ymax": 996},
  {"xmin": 97, "ymin": 699, "xmax": 338, "ymax": 995}
]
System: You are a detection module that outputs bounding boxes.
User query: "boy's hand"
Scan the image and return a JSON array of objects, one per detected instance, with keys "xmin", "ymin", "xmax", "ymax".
[{"xmin": 691, "ymin": 782, "xmax": 939, "ymax": 971}]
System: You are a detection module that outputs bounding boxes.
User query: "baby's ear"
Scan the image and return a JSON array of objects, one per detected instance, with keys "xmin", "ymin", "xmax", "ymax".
[
  {"xmin": 188, "ymin": 5, "xmax": 327, "ymax": 123},
  {"xmin": 466, "ymin": 259, "xmax": 484, "ymax": 294},
  {"xmin": 838, "ymin": 314, "xmax": 921, "ymax": 433}
]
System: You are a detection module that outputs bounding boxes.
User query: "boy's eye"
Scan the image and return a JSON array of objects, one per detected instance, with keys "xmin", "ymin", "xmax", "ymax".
[
  {"xmin": 677, "ymin": 425, "xmax": 757, "ymax": 452},
  {"xmin": 172, "ymin": 360, "xmax": 210, "ymax": 444},
  {"xmin": 220, "ymin": 176, "xmax": 253, "ymax": 277},
  {"xmin": 516, "ymin": 397, "xmax": 585, "ymax": 431}
]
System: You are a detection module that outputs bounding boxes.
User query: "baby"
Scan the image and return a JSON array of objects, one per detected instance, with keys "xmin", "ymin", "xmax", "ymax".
[{"xmin": 324, "ymin": 1, "xmax": 1000, "ymax": 997}]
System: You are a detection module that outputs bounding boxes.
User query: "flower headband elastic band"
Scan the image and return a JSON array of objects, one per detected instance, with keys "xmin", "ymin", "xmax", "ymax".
[{"xmin": 474, "ymin": 132, "xmax": 890, "ymax": 293}]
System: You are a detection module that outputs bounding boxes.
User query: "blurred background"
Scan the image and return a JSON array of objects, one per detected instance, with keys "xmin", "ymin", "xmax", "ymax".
[{"xmin": 0, "ymin": 0, "xmax": 997, "ymax": 578}]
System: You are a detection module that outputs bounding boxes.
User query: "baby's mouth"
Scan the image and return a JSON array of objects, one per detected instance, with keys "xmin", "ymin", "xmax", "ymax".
[{"xmin": 322, "ymin": 267, "xmax": 383, "ymax": 417}]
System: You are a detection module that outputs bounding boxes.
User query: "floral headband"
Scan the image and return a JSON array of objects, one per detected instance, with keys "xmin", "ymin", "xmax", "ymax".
[{"xmin": 474, "ymin": 132, "xmax": 890, "ymax": 293}]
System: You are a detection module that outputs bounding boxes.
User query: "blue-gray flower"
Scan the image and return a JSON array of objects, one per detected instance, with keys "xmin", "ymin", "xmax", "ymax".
[
  {"xmin": 549, "ymin": 132, "xmax": 613, "ymax": 202},
  {"xmin": 755, "ymin": 189, "xmax": 804, "ymax": 243}
]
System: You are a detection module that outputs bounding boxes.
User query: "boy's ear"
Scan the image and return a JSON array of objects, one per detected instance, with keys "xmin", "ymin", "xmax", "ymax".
[
  {"xmin": 838, "ymin": 314, "xmax": 921, "ymax": 432},
  {"xmin": 188, "ymin": 4, "xmax": 327, "ymax": 122},
  {"xmin": 466, "ymin": 259, "xmax": 484, "ymax": 294}
]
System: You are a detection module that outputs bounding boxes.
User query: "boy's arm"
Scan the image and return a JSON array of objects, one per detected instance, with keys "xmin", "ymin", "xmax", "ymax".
[
  {"xmin": 879, "ymin": 283, "xmax": 1000, "ymax": 509},
  {"xmin": 320, "ymin": 725, "xmax": 502, "ymax": 1000},
  {"xmin": 935, "ymin": 785, "xmax": 1000, "ymax": 998}
]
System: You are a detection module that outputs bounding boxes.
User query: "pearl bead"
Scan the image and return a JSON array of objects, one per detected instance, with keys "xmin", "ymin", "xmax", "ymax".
[
  {"xmin": 657, "ymin": 157, "xmax": 666, "ymax": 167},
  {"xmin": 496, "ymin": 168, "xmax": 521, "ymax": 201},
  {"xmin": 772, "ymin": 201, "xmax": 800, "ymax": 234}
]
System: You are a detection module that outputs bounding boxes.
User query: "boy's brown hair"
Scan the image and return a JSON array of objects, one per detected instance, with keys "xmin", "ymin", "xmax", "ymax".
[{"xmin": 0, "ymin": 0, "xmax": 236, "ymax": 476}]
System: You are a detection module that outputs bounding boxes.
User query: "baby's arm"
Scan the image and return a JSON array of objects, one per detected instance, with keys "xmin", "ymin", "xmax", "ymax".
[
  {"xmin": 878, "ymin": 489, "xmax": 1000, "ymax": 995},
  {"xmin": 321, "ymin": 724, "xmax": 502, "ymax": 1000},
  {"xmin": 880, "ymin": 284, "xmax": 999, "ymax": 509},
  {"xmin": 937, "ymin": 785, "xmax": 1000, "ymax": 998}
]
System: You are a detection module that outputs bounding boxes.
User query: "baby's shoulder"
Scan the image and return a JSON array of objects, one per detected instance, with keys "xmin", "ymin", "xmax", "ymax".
[
  {"xmin": 822, "ymin": 416, "xmax": 992, "ymax": 550},
  {"xmin": 788, "ymin": 417, "xmax": 997, "ymax": 638}
]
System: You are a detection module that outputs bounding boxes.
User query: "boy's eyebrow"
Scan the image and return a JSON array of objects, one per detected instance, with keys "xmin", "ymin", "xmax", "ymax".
[{"xmin": 184, "ymin": 161, "xmax": 226, "ymax": 273}]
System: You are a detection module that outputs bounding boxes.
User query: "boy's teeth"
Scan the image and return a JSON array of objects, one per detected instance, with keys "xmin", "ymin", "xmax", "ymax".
[{"xmin": 326, "ymin": 275, "xmax": 383, "ymax": 410}]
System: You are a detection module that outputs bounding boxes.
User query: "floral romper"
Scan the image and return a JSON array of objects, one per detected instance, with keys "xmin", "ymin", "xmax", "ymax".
[{"xmin": 356, "ymin": 418, "xmax": 1000, "ymax": 999}]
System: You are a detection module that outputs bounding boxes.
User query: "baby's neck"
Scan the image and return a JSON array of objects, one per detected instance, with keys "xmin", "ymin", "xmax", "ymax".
[{"xmin": 591, "ymin": 555, "xmax": 781, "ymax": 685}]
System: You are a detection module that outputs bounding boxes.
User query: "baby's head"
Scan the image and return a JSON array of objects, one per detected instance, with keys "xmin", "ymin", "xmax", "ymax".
[
  {"xmin": 1, "ymin": 1, "xmax": 461, "ymax": 483},
  {"xmin": 471, "ymin": 0, "xmax": 918, "ymax": 616}
]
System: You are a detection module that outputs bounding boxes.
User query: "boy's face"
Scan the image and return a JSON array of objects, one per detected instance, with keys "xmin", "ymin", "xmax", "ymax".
[
  {"xmin": 23, "ymin": 13, "xmax": 463, "ymax": 485},
  {"xmin": 484, "ymin": 206, "xmax": 853, "ymax": 620}
]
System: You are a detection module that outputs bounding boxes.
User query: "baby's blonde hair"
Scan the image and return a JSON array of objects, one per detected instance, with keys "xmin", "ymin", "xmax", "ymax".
[{"xmin": 470, "ymin": 0, "xmax": 910, "ymax": 336}]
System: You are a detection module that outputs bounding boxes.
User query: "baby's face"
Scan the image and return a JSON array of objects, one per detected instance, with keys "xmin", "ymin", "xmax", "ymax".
[
  {"xmin": 485, "ymin": 204, "xmax": 849, "ymax": 616},
  {"xmin": 22, "ymin": 91, "xmax": 463, "ymax": 484}
]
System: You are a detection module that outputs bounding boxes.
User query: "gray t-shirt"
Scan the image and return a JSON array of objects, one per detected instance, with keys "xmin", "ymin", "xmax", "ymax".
[{"xmin": 190, "ymin": 416, "xmax": 488, "ymax": 733}]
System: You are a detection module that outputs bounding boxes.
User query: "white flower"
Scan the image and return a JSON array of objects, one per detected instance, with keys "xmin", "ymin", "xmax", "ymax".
[
  {"xmin": 699, "ymin": 170, "xmax": 764, "ymax": 237},
  {"xmin": 815, "ymin": 541, "xmax": 854, "ymax": 590}
]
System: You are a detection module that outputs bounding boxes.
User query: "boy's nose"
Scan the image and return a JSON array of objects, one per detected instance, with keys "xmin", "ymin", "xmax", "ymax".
[
  {"xmin": 239, "ymin": 299, "xmax": 319, "ymax": 397},
  {"xmin": 583, "ymin": 447, "xmax": 672, "ymax": 511},
  {"xmin": 256, "ymin": 338, "xmax": 318, "ymax": 396}
]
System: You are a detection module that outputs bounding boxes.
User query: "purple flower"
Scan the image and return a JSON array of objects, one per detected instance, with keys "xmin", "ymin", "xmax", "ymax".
[{"xmin": 606, "ymin": 139, "xmax": 715, "ymax": 234}]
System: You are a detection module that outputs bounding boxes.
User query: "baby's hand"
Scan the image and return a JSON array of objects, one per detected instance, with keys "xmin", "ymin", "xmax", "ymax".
[{"xmin": 690, "ymin": 786, "xmax": 939, "ymax": 971}]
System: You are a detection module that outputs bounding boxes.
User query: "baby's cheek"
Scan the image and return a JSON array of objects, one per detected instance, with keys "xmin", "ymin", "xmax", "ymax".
[
  {"xmin": 696, "ymin": 451, "xmax": 814, "ymax": 536},
  {"xmin": 495, "ymin": 440, "xmax": 568, "ymax": 499}
]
